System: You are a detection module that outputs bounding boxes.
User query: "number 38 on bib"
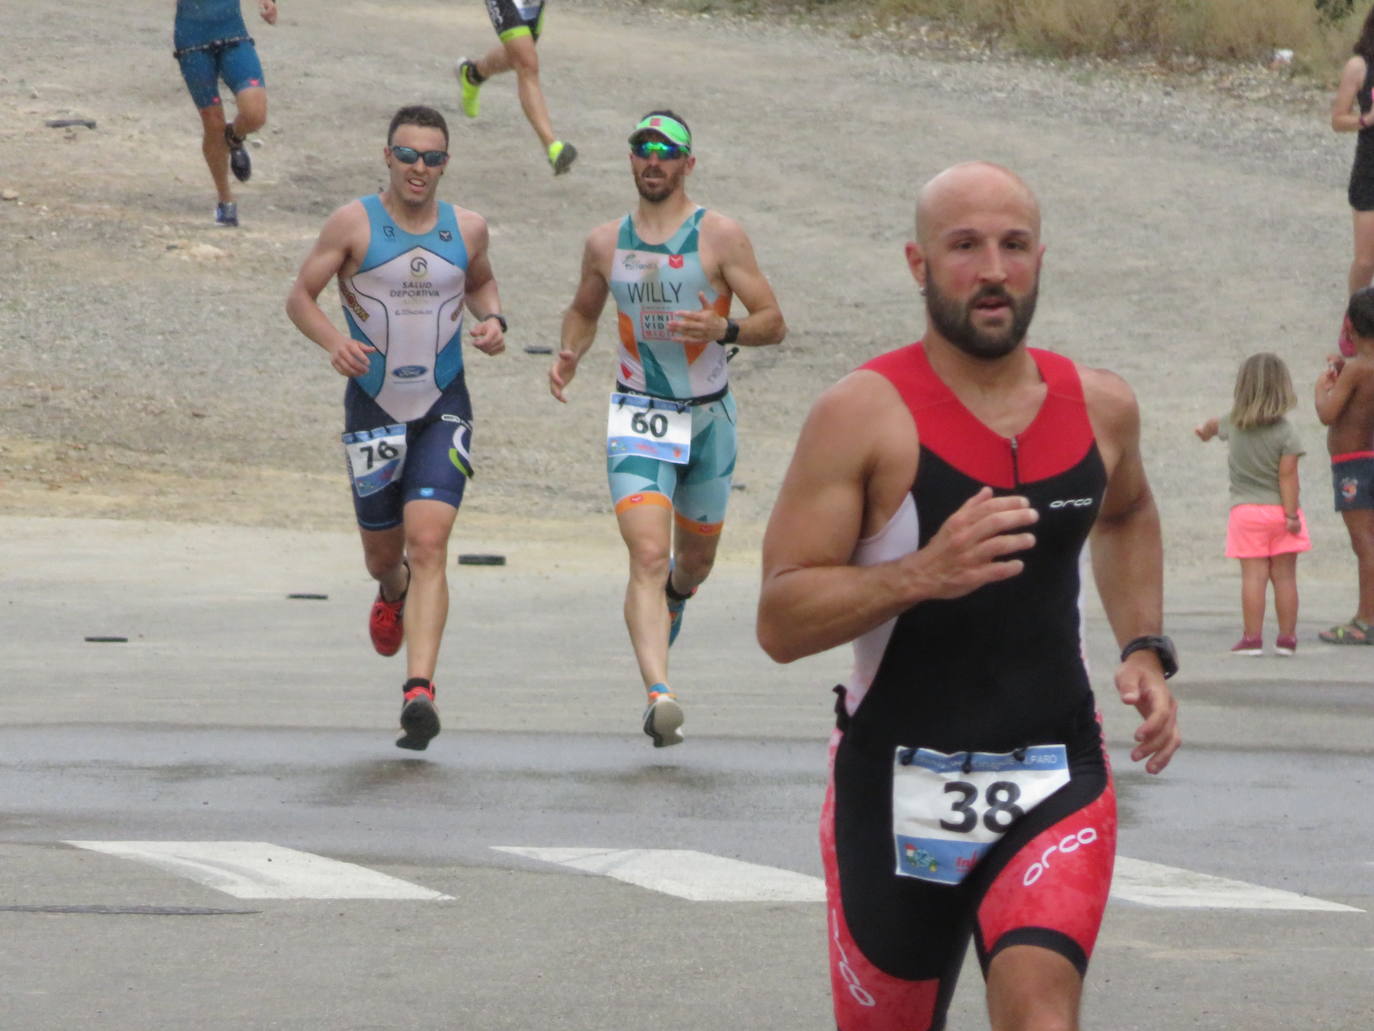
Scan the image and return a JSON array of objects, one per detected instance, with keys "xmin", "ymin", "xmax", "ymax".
[{"xmin": 891, "ymin": 744, "xmax": 1070, "ymax": 885}]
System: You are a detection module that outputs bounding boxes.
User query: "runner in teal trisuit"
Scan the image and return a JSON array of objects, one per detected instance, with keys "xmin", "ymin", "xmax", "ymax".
[{"xmin": 549, "ymin": 111, "xmax": 786, "ymax": 746}]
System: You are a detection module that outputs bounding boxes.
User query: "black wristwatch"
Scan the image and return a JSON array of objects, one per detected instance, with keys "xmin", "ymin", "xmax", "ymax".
[
  {"xmin": 716, "ymin": 318, "xmax": 740, "ymax": 345},
  {"xmin": 481, "ymin": 313, "xmax": 508, "ymax": 333},
  {"xmin": 1120, "ymin": 635, "xmax": 1178, "ymax": 679}
]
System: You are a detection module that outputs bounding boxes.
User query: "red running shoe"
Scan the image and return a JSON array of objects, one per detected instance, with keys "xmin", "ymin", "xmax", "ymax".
[{"xmin": 369, "ymin": 564, "xmax": 408, "ymax": 656}]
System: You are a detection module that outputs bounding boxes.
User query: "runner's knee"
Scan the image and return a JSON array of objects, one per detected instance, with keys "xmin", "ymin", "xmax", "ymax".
[
  {"xmin": 673, "ymin": 549, "xmax": 715, "ymax": 586},
  {"xmin": 362, "ymin": 544, "xmax": 404, "ymax": 582},
  {"xmin": 507, "ymin": 45, "xmax": 540, "ymax": 76},
  {"xmin": 233, "ymin": 96, "xmax": 267, "ymax": 134},
  {"xmin": 404, "ymin": 529, "xmax": 450, "ymax": 571},
  {"xmin": 199, "ymin": 105, "xmax": 227, "ymax": 134},
  {"xmin": 623, "ymin": 526, "xmax": 670, "ymax": 580}
]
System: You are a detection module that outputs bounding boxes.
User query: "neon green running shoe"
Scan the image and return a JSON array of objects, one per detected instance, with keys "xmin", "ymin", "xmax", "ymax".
[
  {"xmin": 548, "ymin": 140, "xmax": 577, "ymax": 175},
  {"xmin": 455, "ymin": 59, "xmax": 481, "ymax": 119}
]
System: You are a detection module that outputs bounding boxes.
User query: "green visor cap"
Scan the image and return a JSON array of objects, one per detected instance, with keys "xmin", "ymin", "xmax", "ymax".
[{"xmin": 628, "ymin": 115, "xmax": 692, "ymax": 151}]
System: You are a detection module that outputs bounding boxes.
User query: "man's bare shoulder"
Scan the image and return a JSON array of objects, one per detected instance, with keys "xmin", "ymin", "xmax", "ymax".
[
  {"xmin": 310, "ymin": 198, "xmax": 371, "ymax": 262},
  {"xmin": 320, "ymin": 197, "xmax": 368, "ymax": 234},
  {"xmin": 808, "ymin": 368, "xmax": 915, "ymax": 453},
  {"xmin": 583, "ymin": 218, "xmax": 620, "ymax": 255},
  {"xmin": 1079, "ymin": 364, "xmax": 1140, "ymax": 424},
  {"xmin": 452, "ymin": 205, "xmax": 489, "ymax": 241},
  {"xmin": 699, "ymin": 209, "xmax": 750, "ymax": 245}
]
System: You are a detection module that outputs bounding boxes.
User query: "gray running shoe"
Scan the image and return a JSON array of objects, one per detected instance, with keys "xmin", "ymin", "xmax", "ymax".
[
  {"xmin": 642, "ymin": 690, "xmax": 684, "ymax": 748},
  {"xmin": 214, "ymin": 201, "xmax": 238, "ymax": 227}
]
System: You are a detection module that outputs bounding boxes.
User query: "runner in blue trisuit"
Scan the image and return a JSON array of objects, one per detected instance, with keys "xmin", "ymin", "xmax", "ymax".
[
  {"xmin": 286, "ymin": 105, "xmax": 507, "ymax": 751},
  {"xmin": 172, "ymin": 0, "xmax": 277, "ymax": 226}
]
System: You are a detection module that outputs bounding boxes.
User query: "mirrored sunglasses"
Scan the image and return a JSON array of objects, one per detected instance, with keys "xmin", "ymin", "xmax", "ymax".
[
  {"xmin": 631, "ymin": 140, "xmax": 688, "ymax": 161},
  {"xmin": 390, "ymin": 145, "xmax": 449, "ymax": 167}
]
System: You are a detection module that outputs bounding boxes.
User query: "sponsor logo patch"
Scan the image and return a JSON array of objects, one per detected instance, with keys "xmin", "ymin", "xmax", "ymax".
[{"xmin": 1022, "ymin": 826, "xmax": 1100, "ymax": 887}]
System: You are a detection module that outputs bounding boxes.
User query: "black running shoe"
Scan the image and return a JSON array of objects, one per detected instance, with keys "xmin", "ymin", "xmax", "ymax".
[
  {"xmin": 225, "ymin": 125, "xmax": 252, "ymax": 182},
  {"xmin": 396, "ymin": 679, "xmax": 440, "ymax": 751}
]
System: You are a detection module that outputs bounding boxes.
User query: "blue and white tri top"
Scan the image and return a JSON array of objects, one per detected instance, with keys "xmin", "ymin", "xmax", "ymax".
[{"xmin": 339, "ymin": 194, "xmax": 470, "ymax": 423}]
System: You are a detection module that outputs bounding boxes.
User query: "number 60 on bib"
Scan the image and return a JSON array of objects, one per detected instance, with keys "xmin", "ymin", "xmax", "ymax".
[{"xmin": 606, "ymin": 392, "xmax": 691, "ymax": 465}]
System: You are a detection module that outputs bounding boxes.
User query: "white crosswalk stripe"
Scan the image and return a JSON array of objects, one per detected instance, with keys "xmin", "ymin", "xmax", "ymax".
[
  {"xmin": 1110, "ymin": 856, "xmax": 1361, "ymax": 912},
  {"xmin": 66, "ymin": 841, "xmax": 453, "ymax": 900},
  {"xmin": 57, "ymin": 841, "xmax": 1362, "ymax": 912},
  {"xmin": 492, "ymin": 846, "xmax": 827, "ymax": 902},
  {"xmin": 493, "ymin": 847, "xmax": 1363, "ymax": 912}
]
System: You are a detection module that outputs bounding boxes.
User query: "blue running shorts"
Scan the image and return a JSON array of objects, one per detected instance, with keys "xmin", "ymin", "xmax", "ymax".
[
  {"xmin": 342, "ymin": 377, "xmax": 474, "ymax": 531},
  {"xmin": 176, "ymin": 38, "xmax": 265, "ymax": 110}
]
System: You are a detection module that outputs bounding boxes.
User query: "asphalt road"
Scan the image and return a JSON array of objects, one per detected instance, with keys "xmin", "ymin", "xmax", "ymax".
[
  {"xmin": 3, "ymin": 517, "xmax": 1372, "ymax": 1030},
  {"xmin": 4, "ymin": 0, "xmax": 1374, "ymax": 1026}
]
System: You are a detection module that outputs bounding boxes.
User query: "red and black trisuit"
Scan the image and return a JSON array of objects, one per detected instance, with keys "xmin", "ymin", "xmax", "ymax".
[{"xmin": 823, "ymin": 342, "xmax": 1118, "ymax": 1031}]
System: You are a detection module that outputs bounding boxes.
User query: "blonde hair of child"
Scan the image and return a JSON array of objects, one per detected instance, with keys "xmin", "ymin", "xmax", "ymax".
[{"xmin": 1230, "ymin": 352, "xmax": 1295, "ymax": 430}]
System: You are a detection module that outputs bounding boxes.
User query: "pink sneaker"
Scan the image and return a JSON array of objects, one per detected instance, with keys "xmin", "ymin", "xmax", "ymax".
[
  {"xmin": 1230, "ymin": 634, "xmax": 1263, "ymax": 656},
  {"xmin": 1275, "ymin": 634, "xmax": 1297, "ymax": 656}
]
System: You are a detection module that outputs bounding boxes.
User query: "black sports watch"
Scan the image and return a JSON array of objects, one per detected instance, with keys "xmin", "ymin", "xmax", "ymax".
[
  {"xmin": 1120, "ymin": 635, "xmax": 1178, "ymax": 679},
  {"xmin": 716, "ymin": 318, "xmax": 740, "ymax": 345},
  {"xmin": 482, "ymin": 313, "xmax": 508, "ymax": 333}
]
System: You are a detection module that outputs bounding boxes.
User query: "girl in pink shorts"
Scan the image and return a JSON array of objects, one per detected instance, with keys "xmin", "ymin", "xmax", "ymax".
[{"xmin": 1196, "ymin": 353, "xmax": 1311, "ymax": 655}]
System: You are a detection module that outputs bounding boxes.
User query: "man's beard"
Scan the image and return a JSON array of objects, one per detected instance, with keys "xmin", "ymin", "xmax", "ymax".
[
  {"xmin": 635, "ymin": 166, "xmax": 680, "ymax": 202},
  {"xmin": 924, "ymin": 278, "xmax": 1039, "ymax": 360}
]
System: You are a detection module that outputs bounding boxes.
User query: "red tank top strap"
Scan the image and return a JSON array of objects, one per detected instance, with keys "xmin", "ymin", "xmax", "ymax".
[
  {"xmin": 859, "ymin": 341, "xmax": 1096, "ymax": 487},
  {"xmin": 858, "ymin": 342, "xmax": 942, "ymax": 413}
]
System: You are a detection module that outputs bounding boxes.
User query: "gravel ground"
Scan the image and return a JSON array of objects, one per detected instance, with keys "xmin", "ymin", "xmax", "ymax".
[{"xmin": 0, "ymin": 0, "xmax": 1364, "ymax": 589}]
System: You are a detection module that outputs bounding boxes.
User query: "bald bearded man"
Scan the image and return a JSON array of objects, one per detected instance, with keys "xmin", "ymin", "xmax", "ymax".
[{"xmin": 757, "ymin": 162, "xmax": 1181, "ymax": 1031}]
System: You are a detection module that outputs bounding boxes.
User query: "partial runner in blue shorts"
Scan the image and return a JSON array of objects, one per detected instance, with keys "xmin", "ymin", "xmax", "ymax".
[{"xmin": 173, "ymin": 0, "xmax": 277, "ymax": 226}]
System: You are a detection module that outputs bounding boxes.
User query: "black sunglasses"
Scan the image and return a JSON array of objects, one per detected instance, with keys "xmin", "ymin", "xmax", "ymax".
[
  {"xmin": 631, "ymin": 140, "xmax": 688, "ymax": 161},
  {"xmin": 390, "ymin": 145, "xmax": 449, "ymax": 167}
]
